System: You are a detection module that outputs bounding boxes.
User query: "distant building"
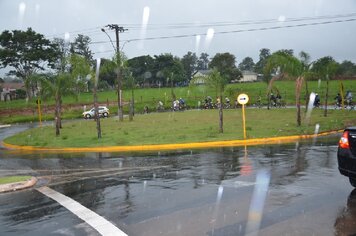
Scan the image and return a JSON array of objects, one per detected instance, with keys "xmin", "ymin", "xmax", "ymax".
[
  {"xmin": 0, "ymin": 82, "xmax": 25, "ymax": 101},
  {"xmin": 192, "ymin": 70, "xmax": 211, "ymax": 84},
  {"xmin": 193, "ymin": 70, "xmax": 259, "ymax": 84},
  {"xmin": 240, "ymin": 71, "xmax": 258, "ymax": 82}
]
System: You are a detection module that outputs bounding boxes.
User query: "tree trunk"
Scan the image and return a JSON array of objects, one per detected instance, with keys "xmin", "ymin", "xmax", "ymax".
[
  {"xmin": 324, "ymin": 79, "xmax": 329, "ymax": 117},
  {"xmin": 295, "ymin": 77, "xmax": 303, "ymax": 127},
  {"xmin": 219, "ymin": 94, "xmax": 223, "ymax": 133},
  {"xmin": 297, "ymin": 103, "xmax": 301, "ymax": 126},
  {"xmin": 132, "ymin": 87, "xmax": 135, "ymax": 116},
  {"xmin": 25, "ymin": 81, "xmax": 31, "ymax": 101},
  {"xmin": 304, "ymin": 79, "xmax": 309, "ymax": 112},
  {"xmin": 94, "ymin": 83, "xmax": 102, "ymax": 139},
  {"xmin": 117, "ymin": 68, "xmax": 124, "ymax": 122},
  {"xmin": 59, "ymin": 98, "xmax": 62, "ymax": 129},
  {"xmin": 55, "ymin": 94, "xmax": 60, "ymax": 136},
  {"xmin": 129, "ymin": 99, "xmax": 133, "ymax": 121}
]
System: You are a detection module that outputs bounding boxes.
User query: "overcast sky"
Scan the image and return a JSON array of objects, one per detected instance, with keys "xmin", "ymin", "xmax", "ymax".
[{"xmin": 1, "ymin": 0, "xmax": 356, "ymax": 77}]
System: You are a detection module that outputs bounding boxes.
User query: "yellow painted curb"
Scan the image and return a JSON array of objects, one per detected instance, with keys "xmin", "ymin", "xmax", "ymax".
[{"xmin": 1, "ymin": 130, "xmax": 342, "ymax": 153}]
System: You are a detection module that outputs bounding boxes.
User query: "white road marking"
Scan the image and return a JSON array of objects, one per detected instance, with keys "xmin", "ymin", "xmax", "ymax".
[{"xmin": 37, "ymin": 186, "xmax": 127, "ymax": 236}]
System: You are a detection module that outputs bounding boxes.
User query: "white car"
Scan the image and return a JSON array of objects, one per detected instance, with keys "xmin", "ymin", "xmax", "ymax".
[{"xmin": 83, "ymin": 106, "xmax": 109, "ymax": 119}]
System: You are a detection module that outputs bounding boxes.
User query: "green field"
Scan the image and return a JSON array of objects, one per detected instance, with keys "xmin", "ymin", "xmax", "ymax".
[
  {"xmin": 1, "ymin": 80, "xmax": 354, "ymax": 124},
  {"xmin": 4, "ymin": 108, "xmax": 355, "ymax": 148}
]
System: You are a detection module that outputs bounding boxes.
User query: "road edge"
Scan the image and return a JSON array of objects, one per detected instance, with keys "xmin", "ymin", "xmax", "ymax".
[
  {"xmin": 0, "ymin": 177, "xmax": 37, "ymax": 193},
  {"xmin": 1, "ymin": 130, "xmax": 342, "ymax": 153}
]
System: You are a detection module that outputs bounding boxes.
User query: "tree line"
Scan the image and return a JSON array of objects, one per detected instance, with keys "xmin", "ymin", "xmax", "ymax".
[
  {"xmin": 2, "ymin": 28, "xmax": 356, "ymax": 96},
  {"xmin": 1, "ymin": 28, "xmax": 356, "ymax": 135}
]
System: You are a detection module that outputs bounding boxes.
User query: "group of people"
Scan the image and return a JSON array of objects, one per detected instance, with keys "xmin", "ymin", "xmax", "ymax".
[
  {"xmin": 148, "ymin": 90, "xmax": 354, "ymax": 113},
  {"xmin": 334, "ymin": 91, "xmax": 353, "ymax": 108},
  {"xmin": 269, "ymin": 93, "xmax": 283, "ymax": 107},
  {"xmin": 172, "ymin": 98, "xmax": 186, "ymax": 111},
  {"xmin": 154, "ymin": 98, "xmax": 186, "ymax": 112},
  {"xmin": 313, "ymin": 91, "xmax": 353, "ymax": 109},
  {"xmin": 203, "ymin": 96, "xmax": 231, "ymax": 109}
]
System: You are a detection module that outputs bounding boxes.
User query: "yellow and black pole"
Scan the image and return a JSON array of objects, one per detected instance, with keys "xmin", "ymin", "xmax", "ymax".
[
  {"xmin": 36, "ymin": 97, "xmax": 42, "ymax": 127},
  {"xmin": 237, "ymin": 93, "xmax": 249, "ymax": 139}
]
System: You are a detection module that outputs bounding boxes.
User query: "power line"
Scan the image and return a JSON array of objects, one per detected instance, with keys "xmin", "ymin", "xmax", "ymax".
[
  {"xmin": 46, "ymin": 26, "xmax": 104, "ymax": 39},
  {"xmin": 89, "ymin": 17, "xmax": 356, "ymax": 44},
  {"xmin": 121, "ymin": 12, "xmax": 356, "ymax": 30},
  {"xmin": 44, "ymin": 12, "xmax": 356, "ymax": 39}
]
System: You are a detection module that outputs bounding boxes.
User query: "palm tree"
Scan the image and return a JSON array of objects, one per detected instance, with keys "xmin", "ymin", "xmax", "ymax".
[
  {"xmin": 265, "ymin": 51, "xmax": 305, "ymax": 126},
  {"xmin": 206, "ymin": 68, "xmax": 228, "ymax": 133},
  {"xmin": 125, "ymin": 72, "xmax": 135, "ymax": 121},
  {"xmin": 101, "ymin": 52, "xmax": 127, "ymax": 121},
  {"xmin": 311, "ymin": 56, "xmax": 339, "ymax": 117},
  {"xmin": 40, "ymin": 73, "xmax": 77, "ymax": 136},
  {"xmin": 299, "ymin": 51, "xmax": 312, "ymax": 110}
]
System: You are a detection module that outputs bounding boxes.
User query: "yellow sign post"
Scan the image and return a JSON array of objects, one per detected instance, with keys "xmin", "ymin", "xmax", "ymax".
[{"xmin": 237, "ymin": 93, "xmax": 249, "ymax": 139}]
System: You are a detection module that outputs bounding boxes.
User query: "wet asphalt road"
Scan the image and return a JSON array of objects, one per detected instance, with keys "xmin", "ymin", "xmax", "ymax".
[{"xmin": 0, "ymin": 124, "xmax": 355, "ymax": 235}]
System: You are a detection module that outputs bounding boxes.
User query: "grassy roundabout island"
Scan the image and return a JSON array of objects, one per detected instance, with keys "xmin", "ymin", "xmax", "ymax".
[{"xmin": 3, "ymin": 108, "xmax": 355, "ymax": 151}]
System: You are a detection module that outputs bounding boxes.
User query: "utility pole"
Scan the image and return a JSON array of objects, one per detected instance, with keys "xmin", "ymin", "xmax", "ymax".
[{"xmin": 105, "ymin": 24, "xmax": 127, "ymax": 121}]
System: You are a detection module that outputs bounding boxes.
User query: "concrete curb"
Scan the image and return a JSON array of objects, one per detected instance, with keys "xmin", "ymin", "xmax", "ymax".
[
  {"xmin": 1, "ymin": 130, "xmax": 342, "ymax": 153},
  {"xmin": 0, "ymin": 177, "xmax": 37, "ymax": 193}
]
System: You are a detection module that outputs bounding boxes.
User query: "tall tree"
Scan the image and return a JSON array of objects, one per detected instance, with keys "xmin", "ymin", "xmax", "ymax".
[
  {"xmin": 0, "ymin": 28, "xmax": 58, "ymax": 99},
  {"xmin": 337, "ymin": 60, "xmax": 356, "ymax": 76},
  {"xmin": 70, "ymin": 53, "xmax": 91, "ymax": 93},
  {"xmin": 99, "ymin": 58, "xmax": 116, "ymax": 88},
  {"xmin": 279, "ymin": 49, "xmax": 294, "ymax": 56},
  {"xmin": 123, "ymin": 70, "xmax": 135, "ymax": 121},
  {"xmin": 312, "ymin": 56, "xmax": 339, "ymax": 117},
  {"xmin": 70, "ymin": 34, "xmax": 93, "ymax": 63},
  {"xmin": 209, "ymin": 52, "xmax": 242, "ymax": 82},
  {"xmin": 127, "ymin": 55, "xmax": 154, "ymax": 86},
  {"xmin": 102, "ymin": 52, "xmax": 127, "ymax": 120},
  {"xmin": 153, "ymin": 53, "xmax": 184, "ymax": 87},
  {"xmin": 254, "ymin": 48, "xmax": 271, "ymax": 75},
  {"xmin": 299, "ymin": 51, "xmax": 312, "ymax": 110},
  {"xmin": 206, "ymin": 69, "xmax": 228, "ymax": 133},
  {"xmin": 181, "ymin": 51, "xmax": 198, "ymax": 82},
  {"xmin": 238, "ymin": 57, "xmax": 255, "ymax": 71},
  {"xmin": 52, "ymin": 37, "xmax": 71, "ymax": 73},
  {"xmin": 265, "ymin": 51, "xmax": 305, "ymax": 126},
  {"xmin": 93, "ymin": 59, "xmax": 102, "ymax": 139},
  {"xmin": 197, "ymin": 53, "xmax": 210, "ymax": 70},
  {"xmin": 40, "ymin": 73, "xmax": 77, "ymax": 136}
]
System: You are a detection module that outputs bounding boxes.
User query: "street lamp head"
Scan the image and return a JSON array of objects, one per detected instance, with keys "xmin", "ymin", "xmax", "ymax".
[{"xmin": 101, "ymin": 28, "xmax": 105, "ymax": 32}]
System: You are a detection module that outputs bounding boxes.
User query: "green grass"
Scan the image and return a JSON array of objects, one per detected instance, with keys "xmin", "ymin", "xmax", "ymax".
[
  {"xmin": 0, "ymin": 176, "xmax": 31, "ymax": 185},
  {"xmin": 1, "ymin": 80, "xmax": 354, "ymax": 124},
  {"xmin": 4, "ymin": 108, "xmax": 355, "ymax": 148}
]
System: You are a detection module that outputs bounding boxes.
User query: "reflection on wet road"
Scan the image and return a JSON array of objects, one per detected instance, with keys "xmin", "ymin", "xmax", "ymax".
[{"xmin": 0, "ymin": 127, "xmax": 354, "ymax": 235}]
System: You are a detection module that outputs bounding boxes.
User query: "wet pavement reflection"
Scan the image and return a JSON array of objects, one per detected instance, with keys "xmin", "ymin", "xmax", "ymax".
[
  {"xmin": 335, "ymin": 189, "xmax": 356, "ymax": 236},
  {"xmin": 0, "ymin": 127, "xmax": 355, "ymax": 235}
]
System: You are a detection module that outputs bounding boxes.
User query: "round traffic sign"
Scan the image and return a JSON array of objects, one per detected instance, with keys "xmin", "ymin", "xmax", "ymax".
[{"xmin": 237, "ymin": 93, "xmax": 249, "ymax": 105}]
